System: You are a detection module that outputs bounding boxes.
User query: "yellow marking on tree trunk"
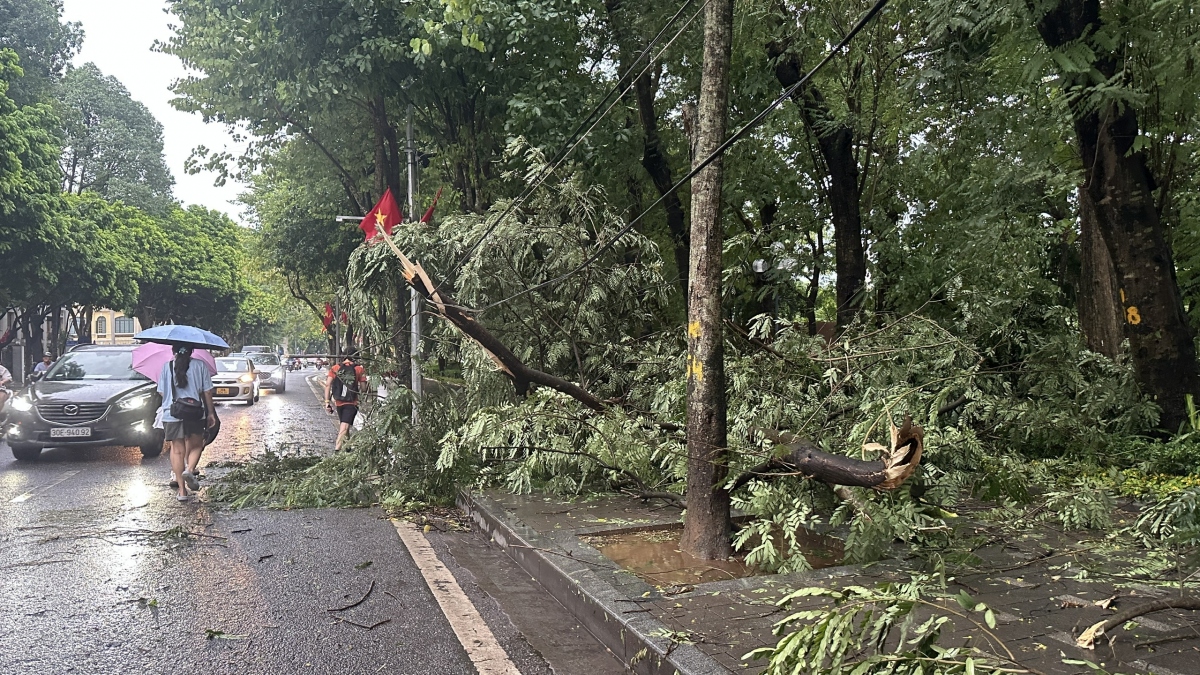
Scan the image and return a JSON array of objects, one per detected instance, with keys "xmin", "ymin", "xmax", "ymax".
[
  {"xmin": 1126, "ymin": 306, "xmax": 1142, "ymax": 325},
  {"xmin": 687, "ymin": 355, "xmax": 704, "ymax": 382},
  {"xmin": 687, "ymin": 320, "xmax": 702, "ymax": 338}
]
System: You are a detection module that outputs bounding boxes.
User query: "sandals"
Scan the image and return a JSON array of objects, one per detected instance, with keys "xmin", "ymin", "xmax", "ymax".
[
  {"xmin": 182, "ymin": 471, "xmax": 200, "ymax": 491},
  {"xmin": 176, "ymin": 493, "xmax": 191, "ymax": 502}
]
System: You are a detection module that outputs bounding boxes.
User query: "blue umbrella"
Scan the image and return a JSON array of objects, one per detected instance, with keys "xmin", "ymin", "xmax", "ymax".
[{"xmin": 134, "ymin": 325, "xmax": 230, "ymax": 350}]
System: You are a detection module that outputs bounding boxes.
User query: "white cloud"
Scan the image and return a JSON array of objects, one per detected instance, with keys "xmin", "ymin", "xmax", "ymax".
[{"xmin": 61, "ymin": 0, "xmax": 247, "ymax": 220}]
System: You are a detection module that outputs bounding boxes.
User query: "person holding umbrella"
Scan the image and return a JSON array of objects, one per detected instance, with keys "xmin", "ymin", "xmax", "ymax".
[
  {"xmin": 136, "ymin": 325, "xmax": 229, "ymax": 502},
  {"xmin": 158, "ymin": 345, "xmax": 217, "ymax": 501}
]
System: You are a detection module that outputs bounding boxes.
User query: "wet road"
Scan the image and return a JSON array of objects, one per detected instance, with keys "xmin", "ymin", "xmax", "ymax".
[{"xmin": 0, "ymin": 370, "xmax": 624, "ymax": 675}]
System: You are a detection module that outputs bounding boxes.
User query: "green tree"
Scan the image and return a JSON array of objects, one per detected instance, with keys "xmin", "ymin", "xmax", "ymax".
[
  {"xmin": 0, "ymin": 0, "xmax": 80, "ymax": 106},
  {"xmin": 59, "ymin": 63, "xmax": 175, "ymax": 215},
  {"xmin": 0, "ymin": 49, "xmax": 63, "ymax": 309},
  {"xmin": 132, "ymin": 205, "xmax": 249, "ymax": 334}
]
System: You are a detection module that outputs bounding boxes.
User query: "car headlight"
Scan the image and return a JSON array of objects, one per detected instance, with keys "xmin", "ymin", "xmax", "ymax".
[
  {"xmin": 239, "ymin": 373, "xmax": 254, "ymax": 383},
  {"xmin": 10, "ymin": 396, "xmax": 33, "ymax": 412},
  {"xmin": 118, "ymin": 393, "xmax": 153, "ymax": 411}
]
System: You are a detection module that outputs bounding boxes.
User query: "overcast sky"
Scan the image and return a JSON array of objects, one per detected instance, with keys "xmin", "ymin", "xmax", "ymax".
[{"xmin": 61, "ymin": 0, "xmax": 247, "ymax": 220}]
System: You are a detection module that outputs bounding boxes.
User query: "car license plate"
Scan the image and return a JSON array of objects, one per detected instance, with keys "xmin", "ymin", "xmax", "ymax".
[
  {"xmin": 216, "ymin": 387, "xmax": 231, "ymax": 395},
  {"xmin": 50, "ymin": 427, "xmax": 92, "ymax": 438}
]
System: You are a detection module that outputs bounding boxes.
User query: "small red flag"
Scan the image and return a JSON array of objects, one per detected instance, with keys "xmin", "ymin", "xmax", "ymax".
[
  {"xmin": 322, "ymin": 303, "xmax": 334, "ymax": 330},
  {"xmin": 339, "ymin": 311, "xmax": 348, "ymax": 324},
  {"xmin": 420, "ymin": 187, "xmax": 443, "ymax": 224},
  {"xmin": 360, "ymin": 187, "xmax": 403, "ymax": 241}
]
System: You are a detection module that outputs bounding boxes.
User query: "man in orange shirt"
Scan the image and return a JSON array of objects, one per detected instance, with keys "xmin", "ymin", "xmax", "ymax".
[{"xmin": 323, "ymin": 352, "xmax": 367, "ymax": 452}]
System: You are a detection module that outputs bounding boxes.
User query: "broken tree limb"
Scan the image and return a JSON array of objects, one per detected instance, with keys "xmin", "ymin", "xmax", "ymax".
[
  {"xmin": 375, "ymin": 230, "xmax": 605, "ymax": 411},
  {"xmin": 1077, "ymin": 596, "xmax": 1200, "ymax": 649},
  {"xmin": 1100, "ymin": 597, "xmax": 1200, "ymax": 633},
  {"xmin": 371, "ymin": 232, "xmax": 925, "ymax": 497},
  {"xmin": 730, "ymin": 417, "xmax": 924, "ymax": 493}
]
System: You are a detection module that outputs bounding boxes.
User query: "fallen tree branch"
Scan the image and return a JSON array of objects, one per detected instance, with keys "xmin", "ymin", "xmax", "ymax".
[
  {"xmin": 1100, "ymin": 597, "xmax": 1200, "ymax": 633},
  {"xmin": 374, "ymin": 232, "xmax": 923, "ymax": 495},
  {"xmin": 1077, "ymin": 596, "xmax": 1200, "ymax": 649},
  {"xmin": 730, "ymin": 417, "xmax": 924, "ymax": 494},
  {"xmin": 375, "ymin": 231, "xmax": 605, "ymax": 410}
]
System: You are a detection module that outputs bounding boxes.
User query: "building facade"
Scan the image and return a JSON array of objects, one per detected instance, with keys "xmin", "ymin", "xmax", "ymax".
[{"xmin": 90, "ymin": 309, "xmax": 142, "ymax": 345}]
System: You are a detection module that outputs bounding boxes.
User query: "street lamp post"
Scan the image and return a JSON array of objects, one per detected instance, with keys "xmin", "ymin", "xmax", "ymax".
[{"xmin": 406, "ymin": 105, "xmax": 422, "ymax": 423}]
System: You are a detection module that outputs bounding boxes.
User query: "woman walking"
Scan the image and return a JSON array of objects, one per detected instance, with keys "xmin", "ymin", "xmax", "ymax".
[{"xmin": 158, "ymin": 345, "xmax": 217, "ymax": 501}]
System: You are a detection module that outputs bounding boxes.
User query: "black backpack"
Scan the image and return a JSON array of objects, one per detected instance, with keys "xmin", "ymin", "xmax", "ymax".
[{"xmin": 330, "ymin": 362, "xmax": 360, "ymax": 403}]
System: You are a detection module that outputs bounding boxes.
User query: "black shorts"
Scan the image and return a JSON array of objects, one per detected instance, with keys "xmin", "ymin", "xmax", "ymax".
[
  {"xmin": 336, "ymin": 404, "xmax": 359, "ymax": 424},
  {"xmin": 164, "ymin": 419, "xmax": 205, "ymax": 441}
]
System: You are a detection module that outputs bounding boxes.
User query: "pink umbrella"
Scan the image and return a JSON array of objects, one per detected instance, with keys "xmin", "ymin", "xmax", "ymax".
[{"xmin": 132, "ymin": 343, "xmax": 218, "ymax": 382}]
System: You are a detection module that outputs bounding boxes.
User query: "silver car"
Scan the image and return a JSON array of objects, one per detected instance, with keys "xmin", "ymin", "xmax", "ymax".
[
  {"xmin": 243, "ymin": 352, "xmax": 287, "ymax": 393},
  {"xmin": 212, "ymin": 357, "xmax": 260, "ymax": 405}
]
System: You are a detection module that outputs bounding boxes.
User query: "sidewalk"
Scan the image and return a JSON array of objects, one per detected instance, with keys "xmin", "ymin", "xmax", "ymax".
[{"xmin": 460, "ymin": 490, "xmax": 1200, "ymax": 675}]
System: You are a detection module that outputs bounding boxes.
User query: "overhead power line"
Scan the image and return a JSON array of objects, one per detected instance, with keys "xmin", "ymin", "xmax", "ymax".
[
  {"xmin": 468, "ymin": 0, "xmax": 892, "ymax": 313},
  {"xmin": 452, "ymin": 0, "xmax": 704, "ymax": 272}
]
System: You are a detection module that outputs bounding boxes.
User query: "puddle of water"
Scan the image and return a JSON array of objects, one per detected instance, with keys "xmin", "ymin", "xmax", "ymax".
[{"xmin": 584, "ymin": 525, "xmax": 843, "ymax": 586}]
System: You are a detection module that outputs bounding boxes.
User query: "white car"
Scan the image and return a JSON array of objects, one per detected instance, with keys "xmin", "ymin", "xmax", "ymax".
[
  {"xmin": 242, "ymin": 352, "xmax": 287, "ymax": 393},
  {"xmin": 212, "ymin": 357, "xmax": 260, "ymax": 404}
]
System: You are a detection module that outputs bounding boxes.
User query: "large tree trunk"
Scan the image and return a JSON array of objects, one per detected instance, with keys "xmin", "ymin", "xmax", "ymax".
[
  {"xmin": 368, "ymin": 93, "xmax": 404, "ymax": 200},
  {"xmin": 679, "ymin": 0, "xmax": 734, "ymax": 561},
  {"xmin": 1077, "ymin": 187, "xmax": 1123, "ymax": 359},
  {"xmin": 603, "ymin": 0, "xmax": 691, "ymax": 296},
  {"xmin": 768, "ymin": 34, "xmax": 866, "ymax": 331},
  {"xmin": 1036, "ymin": 0, "xmax": 1199, "ymax": 431}
]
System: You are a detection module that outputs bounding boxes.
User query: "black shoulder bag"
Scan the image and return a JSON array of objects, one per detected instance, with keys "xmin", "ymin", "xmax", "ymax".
[{"xmin": 169, "ymin": 361, "xmax": 207, "ymax": 422}]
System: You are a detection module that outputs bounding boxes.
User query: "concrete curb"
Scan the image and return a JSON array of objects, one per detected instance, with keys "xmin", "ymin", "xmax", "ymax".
[{"xmin": 457, "ymin": 490, "xmax": 732, "ymax": 675}]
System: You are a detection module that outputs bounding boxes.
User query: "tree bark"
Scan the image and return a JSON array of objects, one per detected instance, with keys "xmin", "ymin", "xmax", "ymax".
[
  {"xmin": 1077, "ymin": 187, "xmax": 1123, "ymax": 359},
  {"xmin": 1035, "ymin": 0, "xmax": 1199, "ymax": 431},
  {"xmin": 603, "ymin": 0, "xmax": 691, "ymax": 296},
  {"xmin": 679, "ymin": 0, "xmax": 734, "ymax": 561},
  {"xmin": 768, "ymin": 34, "xmax": 866, "ymax": 331},
  {"xmin": 731, "ymin": 419, "xmax": 924, "ymax": 494}
]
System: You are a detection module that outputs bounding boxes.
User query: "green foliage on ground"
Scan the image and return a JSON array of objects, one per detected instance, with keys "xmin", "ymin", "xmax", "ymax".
[
  {"xmin": 208, "ymin": 389, "xmax": 475, "ymax": 510},
  {"xmin": 747, "ymin": 574, "xmax": 1016, "ymax": 675}
]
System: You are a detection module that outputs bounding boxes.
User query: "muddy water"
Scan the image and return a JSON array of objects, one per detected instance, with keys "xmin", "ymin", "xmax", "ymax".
[
  {"xmin": 585, "ymin": 526, "xmax": 843, "ymax": 586},
  {"xmin": 586, "ymin": 528, "xmax": 752, "ymax": 585}
]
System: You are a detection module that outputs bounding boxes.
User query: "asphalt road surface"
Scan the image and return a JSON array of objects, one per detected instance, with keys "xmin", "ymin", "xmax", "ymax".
[{"xmin": 0, "ymin": 370, "xmax": 625, "ymax": 675}]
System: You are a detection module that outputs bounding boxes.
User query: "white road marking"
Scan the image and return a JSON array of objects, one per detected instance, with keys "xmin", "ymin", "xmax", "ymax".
[
  {"xmin": 392, "ymin": 520, "xmax": 521, "ymax": 675},
  {"xmin": 10, "ymin": 470, "xmax": 82, "ymax": 503}
]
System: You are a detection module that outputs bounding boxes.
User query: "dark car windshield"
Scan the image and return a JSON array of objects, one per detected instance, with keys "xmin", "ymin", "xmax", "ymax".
[
  {"xmin": 216, "ymin": 358, "xmax": 250, "ymax": 372},
  {"xmin": 44, "ymin": 351, "xmax": 147, "ymax": 381},
  {"xmin": 247, "ymin": 354, "xmax": 279, "ymax": 366}
]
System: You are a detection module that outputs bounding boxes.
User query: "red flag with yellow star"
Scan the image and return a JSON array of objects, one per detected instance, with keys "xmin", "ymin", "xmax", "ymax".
[{"xmin": 359, "ymin": 187, "xmax": 402, "ymax": 241}]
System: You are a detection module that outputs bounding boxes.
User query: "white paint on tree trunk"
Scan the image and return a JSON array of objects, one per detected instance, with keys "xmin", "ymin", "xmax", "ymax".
[{"xmin": 392, "ymin": 520, "xmax": 521, "ymax": 675}]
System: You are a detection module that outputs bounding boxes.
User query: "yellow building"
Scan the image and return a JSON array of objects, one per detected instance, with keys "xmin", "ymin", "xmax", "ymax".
[{"xmin": 92, "ymin": 309, "xmax": 142, "ymax": 345}]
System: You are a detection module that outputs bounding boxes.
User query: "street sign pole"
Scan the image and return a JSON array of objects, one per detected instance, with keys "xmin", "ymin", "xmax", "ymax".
[{"xmin": 407, "ymin": 104, "xmax": 422, "ymax": 423}]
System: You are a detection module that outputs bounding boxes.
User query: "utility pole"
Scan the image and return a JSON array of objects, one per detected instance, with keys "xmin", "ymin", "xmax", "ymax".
[{"xmin": 406, "ymin": 104, "xmax": 423, "ymax": 422}]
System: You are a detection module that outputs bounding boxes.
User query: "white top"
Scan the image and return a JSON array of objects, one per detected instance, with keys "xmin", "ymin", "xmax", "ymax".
[{"xmin": 157, "ymin": 358, "xmax": 214, "ymax": 423}]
